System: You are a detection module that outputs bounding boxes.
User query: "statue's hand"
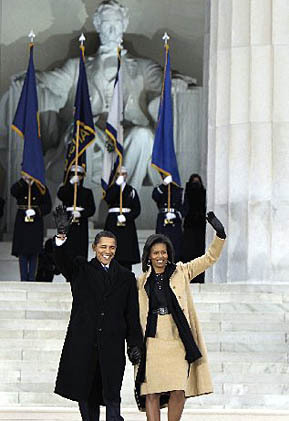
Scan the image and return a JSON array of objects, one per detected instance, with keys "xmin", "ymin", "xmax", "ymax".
[
  {"xmin": 172, "ymin": 74, "xmax": 197, "ymax": 93},
  {"xmin": 11, "ymin": 72, "xmax": 26, "ymax": 89}
]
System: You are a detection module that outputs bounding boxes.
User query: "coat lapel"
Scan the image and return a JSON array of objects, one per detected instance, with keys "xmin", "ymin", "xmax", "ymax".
[
  {"xmin": 88, "ymin": 258, "xmax": 108, "ymax": 296},
  {"xmin": 103, "ymin": 260, "xmax": 126, "ymax": 298}
]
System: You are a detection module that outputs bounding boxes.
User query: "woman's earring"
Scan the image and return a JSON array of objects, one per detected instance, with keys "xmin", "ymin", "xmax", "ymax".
[{"xmin": 147, "ymin": 259, "xmax": 151, "ymax": 266}]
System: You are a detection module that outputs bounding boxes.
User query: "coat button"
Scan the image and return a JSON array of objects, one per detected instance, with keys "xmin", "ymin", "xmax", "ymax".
[
  {"xmin": 100, "ymin": 312, "xmax": 104, "ymax": 316},
  {"xmin": 98, "ymin": 328, "xmax": 102, "ymax": 332},
  {"xmin": 172, "ymin": 286, "xmax": 176, "ymax": 289},
  {"xmin": 178, "ymin": 296, "xmax": 181, "ymax": 299}
]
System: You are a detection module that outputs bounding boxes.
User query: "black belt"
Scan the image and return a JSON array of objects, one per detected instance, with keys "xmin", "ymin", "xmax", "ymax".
[
  {"xmin": 18, "ymin": 205, "xmax": 39, "ymax": 210},
  {"xmin": 152, "ymin": 307, "xmax": 170, "ymax": 315}
]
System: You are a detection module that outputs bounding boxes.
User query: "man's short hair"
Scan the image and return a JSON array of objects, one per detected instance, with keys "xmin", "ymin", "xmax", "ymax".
[{"xmin": 93, "ymin": 230, "xmax": 117, "ymax": 246}]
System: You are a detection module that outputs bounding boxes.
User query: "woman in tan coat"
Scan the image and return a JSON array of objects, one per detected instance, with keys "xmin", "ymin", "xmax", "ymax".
[{"xmin": 135, "ymin": 212, "xmax": 226, "ymax": 421}]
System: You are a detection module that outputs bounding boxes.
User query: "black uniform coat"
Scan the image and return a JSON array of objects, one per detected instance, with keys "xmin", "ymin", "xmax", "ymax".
[
  {"xmin": 152, "ymin": 183, "xmax": 183, "ymax": 261},
  {"xmin": 53, "ymin": 240, "xmax": 143, "ymax": 404},
  {"xmin": 57, "ymin": 182, "xmax": 95, "ymax": 258},
  {"xmin": 104, "ymin": 183, "xmax": 141, "ymax": 264},
  {"xmin": 11, "ymin": 179, "xmax": 52, "ymax": 257}
]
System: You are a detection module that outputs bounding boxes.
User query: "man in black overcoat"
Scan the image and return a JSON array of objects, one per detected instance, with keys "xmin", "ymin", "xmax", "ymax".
[
  {"xmin": 152, "ymin": 175, "xmax": 184, "ymax": 261},
  {"xmin": 11, "ymin": 176, "xmax": 52, "ymax": 281},
  {"xmin": 104, "ymin": 167, "xmax": 141, "ymax": 270},
  {"xmin": 57, "ymin": 165, "xmax": 96, "ymax": 259},
  {"xmin": 53, "ymin": 208, "xmax": 143, "ymax": 421}
]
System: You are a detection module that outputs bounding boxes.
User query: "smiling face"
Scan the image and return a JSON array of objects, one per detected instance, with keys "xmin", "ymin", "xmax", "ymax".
[
  {"xmin": 92, "ymin": 236, "xmax": 117, "ymax": 265},
  {"xmin": 149, "ymin": 242, "xmax": 168, "ymax": 273}
]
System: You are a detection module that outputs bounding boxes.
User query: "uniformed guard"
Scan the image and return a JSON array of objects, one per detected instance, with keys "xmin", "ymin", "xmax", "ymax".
[
  {"xmin": 53, "ymin": 206, "xmax": 143, "ymax": 421},
  {"xmin": 104, "ymin": 167, "xmax": 141, "ymax": 270},
  {"xmin": 11, "ymin": 175, "xmax": 52, "ymax": 281},
  {"xmin": 152, "ymin": 174, "xmax": 184, "ymax": 262},
  {"xmin": 57, "ymin": 165, "xmax": 96, "ymax": 259}
]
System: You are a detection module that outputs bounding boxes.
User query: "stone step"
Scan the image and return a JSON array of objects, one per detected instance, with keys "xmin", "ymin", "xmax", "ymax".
[
  {"xmin": 1, "ymin": 360, "xmax": 289, "ymax": 375},
  {"xmin": 2, "ymin": 390, "xmax": 289, "ymax": 409},
  {"xmin": 0, "ymin": 407, "xmax": 288, "ymax": 421},
  {"xmin": 1, "ymin": 281, "xmax": 289, "ymax": 292},
  {"xmin": 0, "ymin": 282, "xmax": 288, "ymax": 409}
]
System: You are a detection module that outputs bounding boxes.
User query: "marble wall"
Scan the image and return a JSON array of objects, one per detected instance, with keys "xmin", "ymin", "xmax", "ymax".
[{"xmin": 205, "ymin": 0, "xmax": 289, "ymax": 283}]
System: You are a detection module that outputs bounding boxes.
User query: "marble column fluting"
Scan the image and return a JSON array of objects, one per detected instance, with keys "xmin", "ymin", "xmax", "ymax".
[{"xmin": 206, "ymin": 0, "xmax": 289, "ymax": 282}]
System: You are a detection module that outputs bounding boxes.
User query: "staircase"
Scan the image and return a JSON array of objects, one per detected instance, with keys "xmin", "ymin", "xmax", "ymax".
[{"xmin": 0, "ymin": 282, "xmax": 289, "ymax": 420}]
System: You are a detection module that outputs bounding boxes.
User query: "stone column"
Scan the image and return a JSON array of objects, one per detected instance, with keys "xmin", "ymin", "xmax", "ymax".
[{"xmin": 206, "ymin": 0, "xmax": 289, "ymax": 283}]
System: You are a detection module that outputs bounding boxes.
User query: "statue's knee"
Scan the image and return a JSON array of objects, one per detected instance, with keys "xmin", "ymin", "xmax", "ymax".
[{"xmin": 127, "ymin": 127, "xmax": 153, "ymax": 145}]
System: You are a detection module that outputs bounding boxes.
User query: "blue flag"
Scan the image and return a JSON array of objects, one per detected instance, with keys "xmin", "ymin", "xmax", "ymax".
[
  {"xmin": 101, "ymin": 49, "xmax": 123, "ymax": 195},
  {"xmin": 11, "ymin": 44, "xmax": 46, "ymax": 193},
  {"xmin": 64, "ymin": 46, "xmax": 95, "ymax": 183},
  {"xmin": 151, "ymin": 44, "xmax": 181, "ymax": 186}
]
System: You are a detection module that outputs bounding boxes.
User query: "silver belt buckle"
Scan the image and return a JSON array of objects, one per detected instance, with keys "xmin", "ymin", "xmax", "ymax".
[{"xmin": 159, "ymin": 307, "xmax": 166, "ymax": 315}]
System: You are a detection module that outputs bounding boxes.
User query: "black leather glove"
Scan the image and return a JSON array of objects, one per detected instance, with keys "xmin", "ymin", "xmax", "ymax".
[
  {"xmin": 53, "ymin": 205, "xmax": 71, "ymax": 235},
  {"xmin": 206, "ymin": 211, "xmax": 226, "ymax": 239},
  {"xmin": 127, "ymin": 345, "xmax": 142, "ymax": 365}
]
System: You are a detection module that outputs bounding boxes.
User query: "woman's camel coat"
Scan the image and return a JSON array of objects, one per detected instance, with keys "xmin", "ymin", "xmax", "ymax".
[{"xmin": 136, "ymin": 235, "xmax": 225, "ymax": 401}]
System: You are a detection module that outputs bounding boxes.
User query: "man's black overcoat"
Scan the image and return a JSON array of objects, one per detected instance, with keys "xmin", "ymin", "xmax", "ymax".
[
  {"xmin": 57, "ymin": 182, "xmax": 95, "ymax": 258},
  {"xmin": 11, "ymin": 179, "xmax": 52, "ymax": 257},
  {"xmin": 104, "ymin": 184, "xmax": 141, "ymax": 264},
  {"xmin": 53, "ymin": 240, "xmax": 143, "ymax": 404}
]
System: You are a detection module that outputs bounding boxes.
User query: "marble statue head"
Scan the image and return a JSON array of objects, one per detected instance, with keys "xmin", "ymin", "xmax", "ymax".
[{"xmin": 93, "ymin": 0, "xmax": 129, "ymax": 47}]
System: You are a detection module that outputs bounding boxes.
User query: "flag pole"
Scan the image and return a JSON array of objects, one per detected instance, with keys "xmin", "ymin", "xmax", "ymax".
[
  {"xmin": 162, "ymin": 33, "xmax": 173, "ymax": 223},
  {"xmin": 72, "ymin": 33, "xmax": 86, "ymax": 223},
  {"xmin": 25, "ymin": 30, "xmax": 36, "ymax": 224},
  {"xmin": 117, "ymin": 44, "xmax": 125, "ymax": 226}
]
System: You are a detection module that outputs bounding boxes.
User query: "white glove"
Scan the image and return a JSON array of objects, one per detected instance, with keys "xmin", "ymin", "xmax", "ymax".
[
  {"xmin": 72, "ymin": 210, "xmax": 81, "ymax": 218},
  {"xmin": 117, "ymin": 214, "xmax": 126, "ymax": 224},
  {"xmin": 69, "ymin": 175, "xmax": 80, "ymax": 184},
  {"xmin": 166, "ymin": 212, "xmax": 176, "ymax": 220},
  {"xmin": 116, "ymin": 175, "xmax": 124, "ymax": 186},
  {"xmin": 163, "ymin": 175, "xmax": 172, "ymax": 185},
  {"xmin": 26, "ymin": 209, "xmax": 36, "ymax": 217},
  {"xmin": 66, "ymin": 206, "xmax": 84, "ymax": 212}
]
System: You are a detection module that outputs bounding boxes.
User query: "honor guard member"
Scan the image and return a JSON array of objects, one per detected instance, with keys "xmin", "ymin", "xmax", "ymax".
[
  {"xmin": 57, "ymin": 165, "xmax": 96, "ymax": 259},
  {"xmin": 11, "ymin": 175, "xmax": 52, "ymax": 281},
  {"xmin": 53, "ymin": 206, "xmax": 143, "ymax": 421},
  {"xmin": 104, "ymin": 167, "xmax": 141, "ymax": 270},
  {"xmin": 152, "ymin": 174, "xmax": 184, "ymax": 262}
]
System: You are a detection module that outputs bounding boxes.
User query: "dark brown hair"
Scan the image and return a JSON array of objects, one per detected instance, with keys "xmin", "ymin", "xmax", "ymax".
[{"xmin": 142, "ymin": 234, "xmax": 174, "ymax": 272}]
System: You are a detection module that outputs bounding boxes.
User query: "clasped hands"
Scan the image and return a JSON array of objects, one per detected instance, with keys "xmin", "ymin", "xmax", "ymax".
[
  {"xmin": 25, "ymin": 209, "xmax": 36, "ymax": 217},
  {"xmin": 66, "ymin": 206, "xmax": 84, "ymax": 219}
]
